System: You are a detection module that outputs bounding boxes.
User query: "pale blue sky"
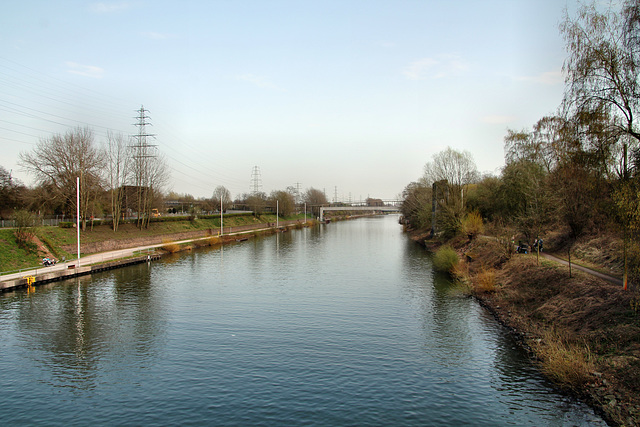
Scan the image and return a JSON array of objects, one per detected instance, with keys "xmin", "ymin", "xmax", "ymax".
[{"xmin": 1, "ymin": 0, "xmax": 575, "ymax": 201}]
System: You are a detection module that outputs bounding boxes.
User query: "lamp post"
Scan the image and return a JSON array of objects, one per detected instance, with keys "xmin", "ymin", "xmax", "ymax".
[{"xmin": 76, "ymin": 176, "xmax": 80, "ymax": 265}]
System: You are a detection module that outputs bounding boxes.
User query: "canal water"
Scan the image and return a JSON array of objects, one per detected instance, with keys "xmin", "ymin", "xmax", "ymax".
[{"xmin": 0, "ymin": 216, "xmax": 605, "ymax": 426}]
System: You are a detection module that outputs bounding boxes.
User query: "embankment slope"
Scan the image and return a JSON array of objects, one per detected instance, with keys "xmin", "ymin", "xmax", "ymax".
[{"xmin": 414, "ymin": 232, "xmax": 640, "ymax": 426}]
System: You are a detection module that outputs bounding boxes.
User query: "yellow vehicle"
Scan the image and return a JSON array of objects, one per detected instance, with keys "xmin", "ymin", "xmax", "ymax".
[{"xmin": 151, "ymin": 209, "xmax": 161, "ymax": 218}]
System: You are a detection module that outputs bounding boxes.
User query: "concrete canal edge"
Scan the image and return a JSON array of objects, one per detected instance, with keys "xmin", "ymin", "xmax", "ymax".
[
  {"xmin": 0, "ymin": 218, "xmax": 325, "ymax": 293},
  {"xmin": 0, "ymin": 254, "xmax": 162, "ymax": 292}
]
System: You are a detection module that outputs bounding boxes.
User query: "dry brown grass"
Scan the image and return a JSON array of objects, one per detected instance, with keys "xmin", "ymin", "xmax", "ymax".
[
  {"xmin": 450, "ymin": 261, "xmax": 475, "ymax": 295},
  {"xmin": 533, "ymin": 330, "xmax": 595, "ymax": 390},
  {"xmin": 451, "ymin": 260, "xmax": 469, "ymax": 282},
  {"xmin": 206, "ymin": 236, "xmax": 222, "ymax": 246},
  {"xmin": 572, "ymin": 234, "xmax": 624, "ymax": 276},
  {"xmin": 161, "ymin": 239, "xmax": 181, "ymax": 253},
  {"xmin": 474, "ymin": 267, "xmax": 496, "ymax": 293},
  {"xmin": 193, "ymin": 236, "xmax": 222, "ymax": 248}
]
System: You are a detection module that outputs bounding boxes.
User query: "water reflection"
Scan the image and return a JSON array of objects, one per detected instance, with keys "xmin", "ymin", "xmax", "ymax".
[{"xmin": 4, "ymin": 262, "xmax": 167, "ymax": 392}]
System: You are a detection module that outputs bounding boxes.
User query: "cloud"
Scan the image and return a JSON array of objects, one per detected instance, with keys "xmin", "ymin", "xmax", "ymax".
[
  {"xmin": 516, "ymin": 70, "xmax": 563, "ymax": 85},
  {"xmin": 481, "ymin": 115, "xmax": 516, "ymax": 125},
  {"xmin": 66, "ymin": 62, "xmax": 104, "ymax": 78},
  {"xmin": 236, "ymin": 73, "xmax": 281, "ymax": 90},
  {"xmin": 403, "ymin": 55, "xmax": 468, "ymax": 80},
  {"xmin": 90, "ymin": 2, "xmax": 131, "ymax": 13}
]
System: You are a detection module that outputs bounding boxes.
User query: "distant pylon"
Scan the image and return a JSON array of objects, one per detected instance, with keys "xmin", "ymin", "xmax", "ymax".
[
  {"xmin": 130, "ymin": 105, "xmax": 157, "ymax": 161},
  {"xmin": 250, "ymin": 166, "xmax": 263, "ymax": 195},
  {"xmin": 294, "ymin": 182, "xmax": 302, "ymax": 204}
]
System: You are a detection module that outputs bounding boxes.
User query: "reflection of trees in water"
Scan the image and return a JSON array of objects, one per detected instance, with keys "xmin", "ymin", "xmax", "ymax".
[
  {"xmin": 275, "ymin": 229, "xmax": 296, "ymax": 256},
  {"xmin": 13, "ymin": 263, "xmax": 166, "ymax": 391},
  {"xmin": 399, "ymin": 238, "xmax": 588, "ymax": 418},
  {"xmin": 400, "ymin": 239, "xmax": 477, "ymax": 366},
  {"xmin": 160, "ymin": 251, "xmax": 183, "ymax": 265}
]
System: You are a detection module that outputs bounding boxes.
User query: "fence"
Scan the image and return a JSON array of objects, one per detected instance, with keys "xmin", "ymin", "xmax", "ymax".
[
  {"xmin": 216, "ymin": 219, "xmax": 308, "ymax": 235},
  {"xmin": 0, "ymin": 217, "xmax": 66, "ymax": 228}
]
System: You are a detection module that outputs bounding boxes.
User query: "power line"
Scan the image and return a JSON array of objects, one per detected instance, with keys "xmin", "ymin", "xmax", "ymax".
[
  {"xmin": 0, "ymin": 58, "xmax": 333, "ymax": 198},
  {"xmin": 0, "ymin": 59, "xmax": 251, "ymax": 194}
]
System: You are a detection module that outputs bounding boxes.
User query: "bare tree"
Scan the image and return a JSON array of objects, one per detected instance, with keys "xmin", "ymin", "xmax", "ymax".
[
  {"xmin": 140, "ymin": 153, "xmax": 170, "ymax": 228},
  {"xmin": 270, "ymin": 190, "xmax": 295, "ymax": 217},
  {"xmin": 0, "ymin": 165, "xmax": 25, "ymax": 218},
  {"xmin": 422, "ymin": 147, "xmax": 479, "ymax": 236},
  {"xmin": 19, "ymin": 126, "xmax": 104, "ymax": 230},
  {"xmin": 303, "ymin": 187, "xmax": 328, "ymax": 217},
  {"xmin": 105, "ymin": 132, "xmax": 131, "ymax": 231},
  {"xmin": 505, "ymin": 116, "xmax": 568, "ymax": 173},
  {"xmin": 129, "ymin": 147, "xmax": 169, "ymax": 228},
  {"xmin": 532, "ymin": 116, "xmax": 568, "ymax": 173},
  {"xmin": 423, "ymin": 147, "xmax": 479, "ymax": 189},
  {"xmin": 561, "ymin": 0, "xmax": 640, "ymax": 178},
  {"xmin": 130, "ymin": 106, "xmax": 171, "ymax": 229},
  {"xmin": 212, "ymin": 185, "xmax": 232, "ymax": 212},
  {"xmin": 243, "ymin": 192, "xmax": 267, "ymax": 216},
  {"xmin": 13, "ymin": 209, "xmax": 36, "ymax": 245}
]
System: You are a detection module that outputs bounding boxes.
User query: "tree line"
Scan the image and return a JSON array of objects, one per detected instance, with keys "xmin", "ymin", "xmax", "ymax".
[
  {"xmin": 401, "ymin": 0, "xmax": 640, "ymax": 286},
  {"xmin": 2, "ymin": 126, "xmax": 170, "ymax": 232},
  {"xmin": 0, "ymin": 125, "xmax": 331, "ymax": 231},
  {"xmin": 167, "ymin": 186, "xmax": 329, "ymax": 219}
]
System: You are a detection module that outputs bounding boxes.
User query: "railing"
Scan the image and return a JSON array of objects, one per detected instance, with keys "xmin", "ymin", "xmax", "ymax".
[
  {"xmin": 0, "ymin": 218, "xmax": 66, "ymax": 228},
  {"xmin": 0, "ymin": 262, "xmax": 74, "ymax": 278},
  {"xmin": 215, "ymin": 219, "xmax": 310, "ymax": 235},
  {"xmin": 0, "ymin": 249, "xmax": 157, "ymax": 277}
]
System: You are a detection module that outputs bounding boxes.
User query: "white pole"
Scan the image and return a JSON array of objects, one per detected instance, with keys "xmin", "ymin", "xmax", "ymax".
[
  {"xmin": 76, "ymin": 176, "xmax": 80, "ymax": 264},
  {"xmin": 220, "ymin": 197, "xmax": 223, "ymax": 236},
  {"xmin": 276, "ymin": 200, "xmax": 279, "ymax": 229}
]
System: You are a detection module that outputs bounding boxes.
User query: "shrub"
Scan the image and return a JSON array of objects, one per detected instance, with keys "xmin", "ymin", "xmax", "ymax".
[
  {"xmin": 439, "ymin": 205, "xmax": 464, "ymax": 238},
  {"xmin": 161, "ymin": 239, "xmax": 180, "ymax": 253},
  {"xmin": 475, "ymin": 267, "xmax": 496, "ymax": 293},
  {"xmin": 462, "ymin": 211, "xmax": 484, "ymax": 239},
  {"xmin": 13, "ymin": 209, "xmax": 36, "ymax": 244},
  {"xmin": 433, "ymin": 245, "xmax": 459, "ymax": 273},
  {"xmin": 206, "ymin": 236, "xmax": 221, "ymax": 246},
  {"xmin": 59, "ymin": 222, "xmax": 74, "ymax": 228}
]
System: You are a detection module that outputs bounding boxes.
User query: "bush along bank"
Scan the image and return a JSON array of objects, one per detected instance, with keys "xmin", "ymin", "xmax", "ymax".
[{"xmin": 412, "ymin": 231, "xmax": 640, "ymax": 426}]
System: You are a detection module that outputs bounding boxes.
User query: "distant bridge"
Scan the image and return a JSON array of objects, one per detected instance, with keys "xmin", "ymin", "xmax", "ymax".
[{"xmin": 319, "ymin": 201, "xmax": 401, "ymax": 221}]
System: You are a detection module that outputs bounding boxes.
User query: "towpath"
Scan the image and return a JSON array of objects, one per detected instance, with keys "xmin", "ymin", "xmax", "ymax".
[
  {"xmin": 0, "ymin": 227, "xmax": 272, "ymax": 284},
  {"xmin": 539, "ymin": 252, "xmax": 623, "ymax": 286}
]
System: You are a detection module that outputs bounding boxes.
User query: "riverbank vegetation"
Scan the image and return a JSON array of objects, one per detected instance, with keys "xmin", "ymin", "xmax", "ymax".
[{"xmin": 400, "ymin": 2, "xmax": 640, "ymax": 424}]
